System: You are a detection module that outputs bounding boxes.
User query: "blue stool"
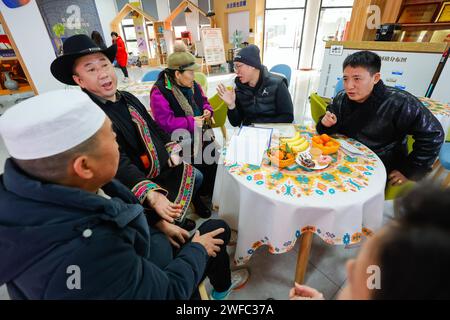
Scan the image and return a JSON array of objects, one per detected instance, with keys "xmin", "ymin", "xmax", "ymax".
[
  {"xmin": 141, "ymin": 69, "xmax": 162, "ymax": 82},
  {"xmin": 432, "ymin": 142, "xmax": 450, "ymax": 188}
]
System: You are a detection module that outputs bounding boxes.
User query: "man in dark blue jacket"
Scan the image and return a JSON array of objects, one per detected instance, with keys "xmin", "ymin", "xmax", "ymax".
[{"xmin": 0, "ymin": 90, "xmax": 247, "ymax": 299}]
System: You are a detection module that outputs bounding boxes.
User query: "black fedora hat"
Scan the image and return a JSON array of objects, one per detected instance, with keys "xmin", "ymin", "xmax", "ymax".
[{"xmin": 50, "ymin": 34, "xmax": 117, "ymax": 85}]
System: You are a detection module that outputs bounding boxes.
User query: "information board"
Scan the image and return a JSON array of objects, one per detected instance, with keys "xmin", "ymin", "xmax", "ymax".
[
  {"xmin": 318, "ymin": 43, "xmax": 444, "ymax": 98},
  {"xmin": 200, "ymin": 27, "xmax": 226, "ymax": 66}
]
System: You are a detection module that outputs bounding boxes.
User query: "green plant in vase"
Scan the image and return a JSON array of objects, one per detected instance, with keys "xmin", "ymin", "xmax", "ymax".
[
  {"xmin": 231, "ymin": 30, "xmax": 243, "ymax": 48},
  {"xmin": 52, "ymin": 23, "xmax": 65, "ymax": 55}
]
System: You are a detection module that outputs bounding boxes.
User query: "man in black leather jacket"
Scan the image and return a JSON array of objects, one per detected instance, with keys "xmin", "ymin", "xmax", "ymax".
[
  {"xmin": 317, "ymin": 51, "xmax": 444, "ymax": 185},
  {"xmin": 217, "ymin": 44, "xmax": 294, "ymax": 126}
]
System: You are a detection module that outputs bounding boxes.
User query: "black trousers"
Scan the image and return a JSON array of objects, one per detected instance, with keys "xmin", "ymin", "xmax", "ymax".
[
  {"xmin": 192, "ymin": 136, "xmax": 219, "ymax": 197},
  {"xmin": 190, "ymin": 219, "xmax": 231, "ymax": 299},
  {"xmin": 193, "ymin": 162, "xmax": 217, "ymax": 197},
  {"xmin": 120, "ymin": 66, "xmax": 129, "ymax": 78},
  {"xmin": 149, "ymin": 219, "xmax": 231, "ymax": 299}
]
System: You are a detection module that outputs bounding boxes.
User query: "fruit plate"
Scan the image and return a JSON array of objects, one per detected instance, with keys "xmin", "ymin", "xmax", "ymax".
[
  {"xmin": 311, "ymin": 140, "xmax": 340, "ymax": 155},
  {"xmin": 311, "ymin": 134, "xmax": 340, "ymax": 155},
  {"xmin": 267, "ymin": 148, "xmax": 296, "ymax": 168},
  {"xmin": 295, "ymin": 153, "xmax": 329, "ymax": 170}
]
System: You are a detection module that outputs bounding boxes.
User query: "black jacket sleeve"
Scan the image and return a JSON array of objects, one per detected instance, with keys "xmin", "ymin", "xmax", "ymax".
[
  {"xmin": 316, "ymin": 95, "xmax": 342, "ymax": 135},
  {"xmin": 395, "ymin": 97, "xmax": 445, "ymax": 180}
]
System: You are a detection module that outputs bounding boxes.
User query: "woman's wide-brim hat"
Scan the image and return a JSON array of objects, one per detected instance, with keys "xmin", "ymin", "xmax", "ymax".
[{"xmin": 50, "ymin": 34, "xmax": 117, "ymax": 85}]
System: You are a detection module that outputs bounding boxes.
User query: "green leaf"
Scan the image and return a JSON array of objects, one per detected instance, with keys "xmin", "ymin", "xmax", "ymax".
[
  {"xmin": 285, "ymin": 142, "xmax": 292, "ymax": 154},
  {"xmin": 52, "ymin": 23, "xmax": 65, "ymax": 38}
]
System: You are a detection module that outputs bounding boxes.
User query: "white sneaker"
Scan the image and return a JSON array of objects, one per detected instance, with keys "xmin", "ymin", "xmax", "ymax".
[{"xmin": 210, "ymin": 268, "xmax": 250, "ymax": 300}]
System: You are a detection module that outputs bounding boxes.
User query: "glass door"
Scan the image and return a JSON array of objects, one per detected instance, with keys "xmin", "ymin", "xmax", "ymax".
[
  {"xmin": 312, "ymin": 0, "xmax": 354, "ymax": 70},
  {"xmin": 263, "ymin": 0, "xmax": 306, "ymax": 70}
]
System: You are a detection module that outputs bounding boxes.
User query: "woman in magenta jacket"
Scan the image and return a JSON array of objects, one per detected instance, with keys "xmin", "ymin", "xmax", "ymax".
[{"xmin": 150, "ymin": 43, "xmax": 217, "ymax": 199}]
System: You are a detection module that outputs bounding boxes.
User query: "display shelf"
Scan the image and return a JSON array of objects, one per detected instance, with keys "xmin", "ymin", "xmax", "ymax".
[{"xmin": 0, "ymin": 83, "xmax": 33, "ymax": 95}]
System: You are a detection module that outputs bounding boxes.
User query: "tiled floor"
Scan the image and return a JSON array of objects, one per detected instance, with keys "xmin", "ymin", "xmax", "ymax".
[{"xmin": 0, "ymin": 68, "xmax": 395, "ymax": 300}]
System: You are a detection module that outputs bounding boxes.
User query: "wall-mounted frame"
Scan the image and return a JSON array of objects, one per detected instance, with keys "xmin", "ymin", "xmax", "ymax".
[
  {"xmin": 397, "ymin": 2, "xmax": 440, "ymax": 24},
  {"xmin": 36, "ymin": 0, "xmax": 104, "ymax": 56},
  {"xmin": 435, "ymin": 1, "xmax": 450, "ymax": 23}
]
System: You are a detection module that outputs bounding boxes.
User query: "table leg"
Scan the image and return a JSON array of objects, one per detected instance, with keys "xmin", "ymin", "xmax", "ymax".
[
  {"xmin": 442, "ymin": 173, "xmax": 450, "ymax": 188},
  {"xmin": 295, "ymin": 231, "xmax": 314, "ymax": 284},
  {"xmin": 433, "ymin": 163, "xmax": 445, "ymax": 181}
]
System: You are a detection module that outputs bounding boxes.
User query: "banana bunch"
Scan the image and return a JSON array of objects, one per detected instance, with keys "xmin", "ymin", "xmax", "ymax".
[{"xmin": 280, "ymin": 132, "xmax": 309, "ymax": 153}]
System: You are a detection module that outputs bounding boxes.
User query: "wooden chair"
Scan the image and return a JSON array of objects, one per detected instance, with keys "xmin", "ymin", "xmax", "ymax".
[{"xmin": 198, "ymin": 281, "xmax": 209, "ymax": 300}]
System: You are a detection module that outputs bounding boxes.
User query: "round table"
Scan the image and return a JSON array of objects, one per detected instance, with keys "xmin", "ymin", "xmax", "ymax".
[
  {"xmin": 418, "ymin": 97, "xmax": 450, "ymax": 135},
  {"xmin": 213, "ymin": 125, "xmax": 387, "ymax": 283},
  {"xmin": 117, "ymin": 81, "xmax": 154, "ymax": 112}
]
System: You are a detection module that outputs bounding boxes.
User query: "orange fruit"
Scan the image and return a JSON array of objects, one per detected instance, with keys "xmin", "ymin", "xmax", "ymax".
[{"xmin": 320, "ymin": 134, "xmax": 331, "ymax": 143}]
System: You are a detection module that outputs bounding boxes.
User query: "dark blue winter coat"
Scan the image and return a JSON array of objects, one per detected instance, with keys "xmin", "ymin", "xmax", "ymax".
[{"xmin": 0, "ymin": 159, "xmax": 208, "ymax": 299}]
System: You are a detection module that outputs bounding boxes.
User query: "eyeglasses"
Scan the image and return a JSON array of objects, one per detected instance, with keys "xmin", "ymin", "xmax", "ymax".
[{"xmin": 233, "ymin": 63, "xmax": 245, "ymax": 72}]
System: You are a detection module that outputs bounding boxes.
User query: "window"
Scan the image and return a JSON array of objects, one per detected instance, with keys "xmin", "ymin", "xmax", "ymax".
[
  {"xmin": 123, "ymin": 26, "xmax": 137, "ymax": 40},
  {"xmin": 121, "ymin": 19, "xmax": 138, "ymax": 55},
  {"xmin": 174, "ymin": 26, "xmax": 188, "ymax": 38},
  {"xmin": 146, "ymin": 23, "xmax": 155, "ymax": 39},
  {"xmin": 312, "ymin": 0, "xmax": 354, "ymax": 70},
  {"xmin": 263, "ymin": 0, "xmax": 306, "ymax": 70},
  {"xmin": 145, "ymin": 22, "xmax": 157, "ymax": 59},
  {"xmin": 265, "ymin": 0, "xmax": 306, "ymax": 9},
  {"xmin": 125, "ymin": 41, "xmax": 138, "ymax": 56},
  {"xmin": 321, "ymin": 0, "xmax": 354, "ymax": 7}
]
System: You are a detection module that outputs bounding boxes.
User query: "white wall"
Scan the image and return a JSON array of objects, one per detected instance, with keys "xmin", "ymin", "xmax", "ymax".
[
  {"xmin": 0, "ymin": 1, "xmax": 64, "ymax": 94},
  {"xmin": 156, "ymin": 0, "xmax": 171, "ymax": 20},
  {"xmin": 95, "ymin": 0, "xmax": 118, "ymax": 46},
  {"xmin": 185, "ymin": 0, "xmax": 200, "ymax": 42}
]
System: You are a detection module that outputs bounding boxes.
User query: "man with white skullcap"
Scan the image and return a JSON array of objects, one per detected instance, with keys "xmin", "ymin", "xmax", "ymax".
[{"xmin": 0, "ymin": 90, "xmax": 232, "ymax": 299}]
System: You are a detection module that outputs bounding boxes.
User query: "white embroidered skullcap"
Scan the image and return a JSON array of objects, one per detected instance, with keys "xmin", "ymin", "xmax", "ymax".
[{"xmin": 0, "ymin": 90, "xmax": 106, "ymax": 160}]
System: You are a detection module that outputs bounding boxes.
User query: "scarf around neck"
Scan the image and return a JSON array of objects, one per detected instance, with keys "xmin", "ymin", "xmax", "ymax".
[{"xmin": 165, "ymin": 73, "xmax": 202, "ymax": 117}]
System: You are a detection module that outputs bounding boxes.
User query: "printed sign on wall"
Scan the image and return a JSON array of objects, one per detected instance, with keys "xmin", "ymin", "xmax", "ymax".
[
  {"xmin": 318, "ymin": 46, "xmax": 443, "ymax": 98},
  {"xmin": 201, "ymin": 28, "xmax": 226, "ymax": 66},
  {"xmin": 36, "ymin": 0, "xmax": 104, "ymax": 56}
]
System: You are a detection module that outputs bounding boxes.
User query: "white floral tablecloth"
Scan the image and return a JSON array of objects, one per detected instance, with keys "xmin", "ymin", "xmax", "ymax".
[
  {"xmin": 213, "ymin": 125, "xmax": 387, "ymax": 266},
  {"xmin": 418, "ymin": 97, "xmax": 450, "ymax": 135},
  {"xmin": 117, "ymin": 81, "xmax": 154, "ymax": 110}
]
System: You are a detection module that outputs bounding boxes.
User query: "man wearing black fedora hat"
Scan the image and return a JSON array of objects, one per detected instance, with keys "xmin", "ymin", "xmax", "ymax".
[
  {"xmin": 50, "ymin": 34, "xmax": 215, "ymax": 242},
  {"xmin": 49, "ymin": 34, "xmax": 248, "ymax": 300}
]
